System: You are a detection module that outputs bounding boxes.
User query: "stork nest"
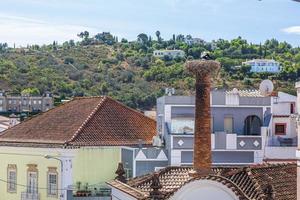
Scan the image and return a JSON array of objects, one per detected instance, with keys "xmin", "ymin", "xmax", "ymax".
[{"xmin": 185, "ymin": 60, "xmax": 220, "ymax": 77}]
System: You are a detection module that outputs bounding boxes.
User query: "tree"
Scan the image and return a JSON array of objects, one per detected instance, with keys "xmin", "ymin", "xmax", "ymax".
[
  {"xmin": 137, "ymin": 33, "xmax": 149, "ymax": 45},
  {"xmin": 0, "ymin": 43, "xmax": 8, "ymax": 52},
  {"xmin": 155, "ymin": 31, "xmax": 161, "ymax": 42},
  {"xmin": 94, "ymin": 32, "xmax": 115, "ymax": 45},
  {"xmin": 21, "ymin": 88, "xmax": 40, "ymax": 96},
  {"xmin": 176, "ymin": 34, "xmax": 185, "ymax": 42},
  {"xmin": 77, "ymin": 31, "xmax": 90, "ymax": 41}
]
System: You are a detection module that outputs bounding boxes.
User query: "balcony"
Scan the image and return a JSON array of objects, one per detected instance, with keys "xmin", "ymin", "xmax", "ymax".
[
  {"xmin": 171, "ymin": 119, "xmax": 194, "ymax": 134},
  {"xmin": 21, "ymin": 192, "xmax": 40, "ymax": 200},
  {"xmin": 267, "ymin": 136, "xmax": 297, "ymax": 147}
]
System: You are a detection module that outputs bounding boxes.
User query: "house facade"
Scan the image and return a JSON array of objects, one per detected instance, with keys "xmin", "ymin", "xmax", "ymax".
[
  {"xmin": 0, "ymin": 96, "xmax": 156, "ymax": 200},
  {"xmin": 115, "ymin": 88, "xmax": 298, "ymax": 181},
  {"xmin": 242, "ymin": 59, "xmax": 281, "ymax": 73},
  {"xmin": 154, "ymin": 89, "xmax": 297, "ymax": 167},
  {"xmin": 0, "ymin": 91, "xmax": 53, "ymax": 113},
  {"xmin": 153, "ymin": 50, "xmax": 185, "ymax": 59}
]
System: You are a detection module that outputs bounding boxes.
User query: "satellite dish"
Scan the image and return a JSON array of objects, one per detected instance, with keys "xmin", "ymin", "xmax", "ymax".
[{"xmin": 259, "ymin": 80, "xmax": 274, "ymax": 96}]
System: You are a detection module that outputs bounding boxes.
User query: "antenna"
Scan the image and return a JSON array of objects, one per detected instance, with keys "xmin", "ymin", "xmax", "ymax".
[{"xmin": 259, "ymin": 80, "xmax": 274, "ymax": 96}]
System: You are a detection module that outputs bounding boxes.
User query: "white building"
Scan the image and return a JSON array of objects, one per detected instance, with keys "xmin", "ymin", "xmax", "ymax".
[
  {"xmin": 153, "ymin": 50, "xmax": 185, "ymax": 59},
  {"xmin": 157, "ymin": 90, "xmax": 298, "ymax": 166},
  {"xmin": 242, "ymin": 59, "xmax": 281, "ymax": 73},
  {"xmin": 184, "ymin": 38, "xmax": 205, "ymax": 46},
  {"xmin": 0, "ymin": 115, "xmax": 19, "ymax": 133},
  {"xmin": 295, "ymin": 82, "xmax": 300, "ymax": 200}
]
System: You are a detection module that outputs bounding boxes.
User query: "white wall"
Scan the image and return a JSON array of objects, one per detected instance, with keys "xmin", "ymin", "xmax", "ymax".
[
  {"xmin": 272, "ymin": 117, "xmax": 297, "ymax": 138},
  {"xmin": 110, "ymin": 187, "xmax": 137, "ymax": 200},
  {"xmin": 170, "ymin": 180, "xmax": 239, "ymax": 200},
  {"xmin": 265, "ymin": 146, "xmax": 296, "ymax": 159}
]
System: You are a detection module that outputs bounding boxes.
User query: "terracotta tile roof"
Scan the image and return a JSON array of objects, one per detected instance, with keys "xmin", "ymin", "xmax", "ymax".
[
  {"xmin": 108, "ymin": 163, "xmax": 296, "ymax": 200},
  {"xmin": 0, "ymin": 96, "xmax": 156, "ymax": 147}
]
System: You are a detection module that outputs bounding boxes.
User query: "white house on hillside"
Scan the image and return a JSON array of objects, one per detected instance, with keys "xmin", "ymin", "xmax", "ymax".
[
  {"xmin": 153, "ymin": 50, "xmax": 185, "ymax": 59},
  {"xmin": 242, "ymin": 59, "xmax": 281, "ymax": 73}
]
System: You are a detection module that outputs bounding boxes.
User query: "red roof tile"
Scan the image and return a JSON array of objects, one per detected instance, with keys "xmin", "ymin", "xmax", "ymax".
[
  {"xmin": 0, "ymin": 96, "xmax": 156, "ymax": 147},
  {"xmin": 108, "ymin": 163, "xmax": 296, "ymax": 200}
]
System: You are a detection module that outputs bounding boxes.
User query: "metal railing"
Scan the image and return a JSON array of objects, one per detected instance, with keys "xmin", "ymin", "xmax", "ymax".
[{"xmin": 21, "ymin": 192, "xmax": 40, "ymax": 200}]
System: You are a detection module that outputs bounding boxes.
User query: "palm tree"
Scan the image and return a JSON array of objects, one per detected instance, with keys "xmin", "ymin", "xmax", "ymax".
[{"xmin": 155, "ymin": 31, "xmax": 161, "ymax": 42}]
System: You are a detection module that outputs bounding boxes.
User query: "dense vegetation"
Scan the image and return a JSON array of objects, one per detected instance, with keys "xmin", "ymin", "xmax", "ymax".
[{"xmin": 0, "ymin": 31, "xmax": 299, "ymax": 110}]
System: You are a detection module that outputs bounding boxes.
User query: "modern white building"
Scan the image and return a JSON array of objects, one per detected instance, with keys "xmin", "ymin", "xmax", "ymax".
[
  {"xmin": 156, "ymin": 89, "xmax": 297, "ymax": 167},
  {"xmin": 153, "ymin": 50, "xmax": 185, "ymax": 59},
  {"xmin": 242, "ymin": 59, "xmax": 281, "ymax": 73}
]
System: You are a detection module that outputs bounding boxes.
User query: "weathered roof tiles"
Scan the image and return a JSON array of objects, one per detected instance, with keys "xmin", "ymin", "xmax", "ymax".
[
  {"xmin": 0, "ymin": 96, "xmax": 156, "ymax": 148},
  {"xmin": 108, "ymin": 163, "xmax": 296, "ymax": 200}
]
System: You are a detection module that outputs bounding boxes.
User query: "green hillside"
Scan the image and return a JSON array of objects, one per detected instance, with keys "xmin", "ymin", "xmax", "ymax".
[{"xmin": 0, "ymin": 32, "xmax": 299, "ymax": 110}]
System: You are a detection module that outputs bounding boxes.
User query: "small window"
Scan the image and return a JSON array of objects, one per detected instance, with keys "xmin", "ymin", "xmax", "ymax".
[
  {"xmin": 275, "ymin": 124, "xmax": 286, "ymax": 135},
  {"xmin": 47, "ymin": 168, "xmax": 58, "ymax": 197},
  {"xmin": 290, "ymin": 103, "xmax": 295, "ymax": 114},
  {"xmin": 7, "ymin": 164, "xmax": 17, "ymax": 193}
]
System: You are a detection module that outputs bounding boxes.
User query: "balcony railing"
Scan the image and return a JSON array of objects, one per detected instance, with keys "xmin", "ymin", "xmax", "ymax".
[
  {"xmin": 21, "ymin": 192, "xmax": 40, "ymax": 200},
  {"xmin": 268, "ymin": 136, "xmax": 297, "ymax": 147}
]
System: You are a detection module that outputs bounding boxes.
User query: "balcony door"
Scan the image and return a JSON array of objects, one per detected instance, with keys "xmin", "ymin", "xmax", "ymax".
[
  {"xmin": 224, "ymin": 116, "xmax": 233, "ymax": 133},
  {"xmin": 27, "ymin": 171, "xmax": 38, "ymax": 194}
]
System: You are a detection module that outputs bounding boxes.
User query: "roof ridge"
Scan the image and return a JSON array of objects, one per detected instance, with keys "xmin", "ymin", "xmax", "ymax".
[
  {"xmin": 73, "ymin": 96, "xmax": 105, "ymax": 99},
  {"xmin": 104, "ymin": 96, "xmax": 156, "ymax": 122},
  {"xmin": 64, "ymin": 96, "xmax": 107, "ymax": 145}
]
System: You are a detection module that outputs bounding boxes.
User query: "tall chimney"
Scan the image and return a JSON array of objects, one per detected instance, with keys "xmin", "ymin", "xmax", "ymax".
[{"xmin": 186, "ymin": 59, "xmax": 220, "ymax": 176}]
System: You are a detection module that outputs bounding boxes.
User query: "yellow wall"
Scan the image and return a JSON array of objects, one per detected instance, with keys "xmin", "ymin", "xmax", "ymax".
[
  {"xmin": 0, "ymin": 147, "xmax": 62, "ymax": 200},
  {"xmin": 72, "ymin": 147, "xmax": 121, "ymax": 187},
  {"xmin": 0, "ymin": 146, "xmax": 121, "ymax": 200}
]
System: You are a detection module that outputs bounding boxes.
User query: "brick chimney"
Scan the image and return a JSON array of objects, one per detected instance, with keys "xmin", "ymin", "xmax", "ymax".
[{"xmin": 186, "ymin": 59, "xmax": 220, "ymax": 176}]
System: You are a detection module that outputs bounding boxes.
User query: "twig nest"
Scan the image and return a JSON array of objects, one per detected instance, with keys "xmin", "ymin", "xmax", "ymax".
[{"xmin": 185, "ymin": 60, "xmax": 220, "ymax": 77}]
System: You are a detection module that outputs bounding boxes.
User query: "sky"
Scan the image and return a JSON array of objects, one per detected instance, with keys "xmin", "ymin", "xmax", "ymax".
[{"xmin": 0, "ymin": 0, "xmax": 300, "ymax": 47}]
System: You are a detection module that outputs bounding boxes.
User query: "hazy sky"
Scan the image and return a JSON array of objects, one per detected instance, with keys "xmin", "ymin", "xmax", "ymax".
[{"xmin": 0, "ymin": 0, "xmax": 300, "ymax": 47}]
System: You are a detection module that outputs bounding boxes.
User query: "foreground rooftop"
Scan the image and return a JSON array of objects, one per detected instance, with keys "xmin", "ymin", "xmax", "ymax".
[{"xmin": 108, "ymin": 163, "xmax": 296, "ymax": 200}]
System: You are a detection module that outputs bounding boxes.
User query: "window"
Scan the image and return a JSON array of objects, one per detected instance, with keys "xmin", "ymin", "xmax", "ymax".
[
  {"xmin": 47, "ymin": 167, "xmax": 58, "ymax": 197},
  {"xmin": 27, "ymin": 164, "xmax": 38, "ymax": 194},
  {"xmin": 290, "ymin": 103, "xmax": 295, "ymax": 114},
  {"xmin": 224, "ymin": 116, "xmax": 233, "ymax": 133},
  {"xmin": 38, "ymin": 100, "xmax": 42, "ymax": 104},
  {"xmin": 275, "ymin": 123, "xmax": 286, "ymax": 135},
  {"xmin": 7, "ymin": 164, "xmax": 17, "ymax": 193}
]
